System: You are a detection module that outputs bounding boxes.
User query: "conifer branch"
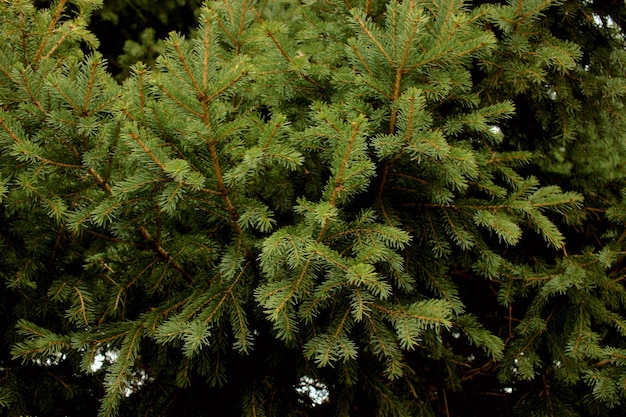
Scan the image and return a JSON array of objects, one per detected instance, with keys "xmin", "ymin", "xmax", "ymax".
[
  {"xmin": 102, "ymin": 323, "xmax": 144, "ymax": 413},
  {"xmin": 129, "ymin": 131, "xmax": 164, "ymax": 170},
  {"xmin": 137, "ymin": 226, "xmax": 194, "ymax": 283},
  {"xmin": 271, "ymin": 259, "xmax": 312, "ymax": 322},
  {"xmin": 266, "ymin": 30, "xmax": 291, "ymax": 63},
  {"xmin": 516, "ymin": 0, "xmax": 553, "ymax": 28},
  {"xmin": 351, "ymin": 14, "xmax": 394, "ymax": 66},
  {"xmin": 404, "ymin": 41, "xmax": 492, "ymax": 72},
  {"xmin": 156, "ymin": 84, "xmax": 204, "ymax": 118},
  {"xmin": 18, "ymin": 8, "xmax": 28, "ymax": 65},
  {"xmin": 172, "ymin": 40, "xmax": 204, "ymax": 96},
  {"xmin": 31, "ymin": 0, "xmax": 68, "ymax": 67},
  {"xmin": 172, "ymin": 261, "xmax": 250, "ymax": 331},
  {"xmin": 263, "ymin": 29, "xmax": 323, "ymax": 89},
  {"xmin": 208, "ymin": 140, "xmax": 244, "ymax": 236},
  {"xmin": 201, "ymin": 15, "xmax": 212, "ymax": 92},
  {"xmin": 238, "ymin": 0, "xmax": 251, "ymax": 35},
  {"xmin": 73, "ymin": 286, "xmax": 90, "ymax": 327},
  {"xmin": 49, "ymin": 79, "xmax": 81, "ymax": 112},
  {"xmin": 82, "ymin": 59, "xmax": 100, "ymax": 113},
  {"xmin": 214, "ymin": 20, "xmax": 238, "ymax": 54},
  {"xmin": 215, "ymin": 0, "xmax": 249, "ymax": 55},
  {"xmin": 41, "ymin": 30, "xmax": 71, "ymax": 62},
  {"xmin": 87, "ymin": 160, "xmax": 193, "ymax": 283},
  {"xmin": 516, "ymin": 0, "xmax": 524, "ymax": 18},
  {"xmin": 114, "ymin": 259, "xmax": 158, "ymax": 312},
  {"xmin": 348, "ymin": 43, "xmax": 373, "ymax": 77},
  {"xmin": 88, "ymin": 167, "xmax": 113, "ymax": 194},
  {"xmin": 37, "ymin": 157, "xmax": 83, "ymax": 169},
  {"xmin": 0, "ymin": 61, "xmax": 16, "ymax": 86},
  {"xmin": 389, "ymin": 70, "xmax": 403, "ymax": 133},
  {"xmin": 136, "ymin": 69, "xmax": 147, "ymax": 109},
  {"xmin": 48, "ymin": 222, "xmax": 66, "ymax": 269},
  {"xmin": 372, "ymin": 302, "xmax": 450, "ymax": 325},
  {"xmin": 0, "ymin": 117, "xmax": 22, "ymax": 144},
  {"xmin": 18, "ymin": 71, "xmax": 46, "ymax": 116},
  {"xmin": 329, "ymin": 121, "xmax": 360, "ymax": 207},
  {"xmin": 205, "ymin": 70, "xmax": 247, "ymax": 103}
]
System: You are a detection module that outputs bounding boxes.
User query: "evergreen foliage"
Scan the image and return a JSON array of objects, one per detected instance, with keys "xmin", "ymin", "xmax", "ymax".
[{"xmin": 0, "ymin": 0, "xmax": 625, "ymax": 416}]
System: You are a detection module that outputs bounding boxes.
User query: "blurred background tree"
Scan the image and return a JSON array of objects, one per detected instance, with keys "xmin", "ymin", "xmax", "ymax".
[{"xmin": 35, "ymin": 0, "xmax": 203, "ymax": 79}]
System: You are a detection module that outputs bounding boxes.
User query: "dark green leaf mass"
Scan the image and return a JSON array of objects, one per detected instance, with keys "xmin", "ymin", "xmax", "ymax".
[{"xmin": 1, "ymin": 0, "xmax": 625, "ymax": 416}]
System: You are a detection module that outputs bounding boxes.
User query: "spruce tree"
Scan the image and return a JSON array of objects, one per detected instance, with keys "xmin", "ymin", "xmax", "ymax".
[{"xmin": 0, "ymin": 0, "xmax": 625, "ymax": 416}]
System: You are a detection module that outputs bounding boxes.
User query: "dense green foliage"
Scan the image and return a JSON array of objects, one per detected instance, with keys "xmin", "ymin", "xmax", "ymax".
[{"xmin": 1, "ymin": 0, "xmax": 625, "ymax": 416}]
